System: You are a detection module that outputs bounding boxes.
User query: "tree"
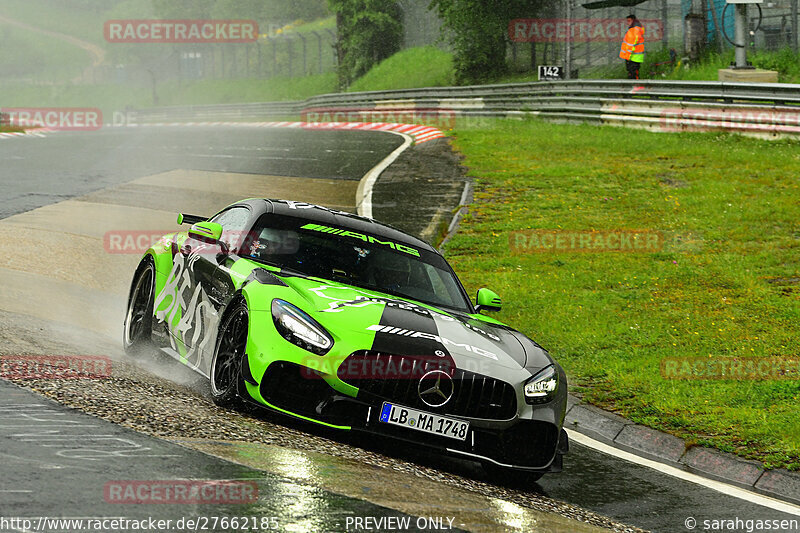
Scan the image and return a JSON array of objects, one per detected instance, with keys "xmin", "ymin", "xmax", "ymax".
[
  {"xmin": 329, "ymin": 0, "xmax": 402, "ymax": 88},
  {"xmin": 430, "ymin": 0, "xmax": 546, "ymax": 84}
]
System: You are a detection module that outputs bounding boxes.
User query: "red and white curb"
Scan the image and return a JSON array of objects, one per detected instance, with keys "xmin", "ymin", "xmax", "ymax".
[
  {"xmin": 135, "ymin": 121, "xmax": 445, "ymax": 145},
  {"xmin": 2, "ymin": 122, "xmax": 445, "ymax": 145},
  {"xmin": 0, "ymin": 129, "xmax": 52, "ymax": 139}
]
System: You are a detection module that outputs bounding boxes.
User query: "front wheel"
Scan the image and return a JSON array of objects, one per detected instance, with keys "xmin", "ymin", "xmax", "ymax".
[
  {"xmin": 123, "ymin": 259, "xmax": 155, "ymax": 357},
  {"xmin": 209, "ymin": 298, "xmax": 249, "ymax": 408}
]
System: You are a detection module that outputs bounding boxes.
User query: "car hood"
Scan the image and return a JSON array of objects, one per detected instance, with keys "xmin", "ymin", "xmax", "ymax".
[{"xmin": 281, "ymin": 277, "xmax": 552, "ymax": 372}]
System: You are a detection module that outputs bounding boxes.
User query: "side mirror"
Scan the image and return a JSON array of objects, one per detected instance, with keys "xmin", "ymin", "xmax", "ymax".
[
  {"xmin": 475, "ymin": 288, "xmax": 502, "ymax": 313},
  {"xmin": 177, "ymin": 213, "xmax": 207, "ymax": 225},
  {"xmin": 188, "ymin": 221, "xmax": 223, "ymax": 243}
]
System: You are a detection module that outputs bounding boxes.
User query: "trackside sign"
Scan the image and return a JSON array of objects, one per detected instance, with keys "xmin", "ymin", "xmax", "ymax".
[{"xmin": 509, "ymin": 18, "xmax": 663, "ymax": 42}]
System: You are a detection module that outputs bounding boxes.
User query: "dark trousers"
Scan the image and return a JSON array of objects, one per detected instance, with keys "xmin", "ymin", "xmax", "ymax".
[{"xmin": 626, "ymin": 59, "xmax": 640, "ymax": 79}]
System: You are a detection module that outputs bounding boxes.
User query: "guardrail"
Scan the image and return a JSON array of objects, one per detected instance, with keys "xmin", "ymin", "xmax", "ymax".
[{"xmin": 132, "ymin": 79, "xmax": 800, "ymax": 137}]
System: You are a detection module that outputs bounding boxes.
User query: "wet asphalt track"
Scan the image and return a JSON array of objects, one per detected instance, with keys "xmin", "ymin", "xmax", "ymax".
[
  {"xmin": 1, "ymin": 126, "xmax": 798, "ymax": 533},
  {"xmin": 0, "ymin": 126, "xmax": 402, "ymax": 219},
  {"xmin": 0, "ymin": 380, "xmax": 426, "ymax": 533}
]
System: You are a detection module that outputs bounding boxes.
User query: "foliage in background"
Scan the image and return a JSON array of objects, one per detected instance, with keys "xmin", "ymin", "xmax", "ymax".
[
  {"xmin": 751, "ymin": 47, "xmax": 800, "ymax": 83},
  {"xmin": 429, "ymin": 0, "xmax": 547, "ymax": 84},
  {"xmin": 328, "ymin": 0, "xmax": 402, "ymax": 89}
]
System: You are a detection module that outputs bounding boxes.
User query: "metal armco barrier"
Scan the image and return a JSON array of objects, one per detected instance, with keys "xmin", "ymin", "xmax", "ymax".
[{"xmin": 132, "ymin": 80, "xmax": 800, "ymax": 138}]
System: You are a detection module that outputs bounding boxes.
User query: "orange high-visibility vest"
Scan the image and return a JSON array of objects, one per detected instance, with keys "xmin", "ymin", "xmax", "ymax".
[{"xmin": 620, "ymin": 23, "xmax": 645, "ymax": 63}]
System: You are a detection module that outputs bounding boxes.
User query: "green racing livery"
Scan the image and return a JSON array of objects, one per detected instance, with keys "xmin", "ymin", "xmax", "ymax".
[{"xmin": 123, "ymin": 199, "xmax": 568, "ymax": 479}]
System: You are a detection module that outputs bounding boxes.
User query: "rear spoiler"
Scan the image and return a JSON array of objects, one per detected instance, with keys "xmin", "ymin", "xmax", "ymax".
[{"xmin": 177, "ymin": 213, "xmax": 207, "ymax": 225}]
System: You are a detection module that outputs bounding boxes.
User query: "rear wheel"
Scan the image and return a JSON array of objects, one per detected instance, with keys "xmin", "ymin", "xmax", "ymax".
[
  {"xmin": 209, "ymin": 298, "xmax": 249, "ymax": 408},
  {"xmin": 123, "ymin": 259, "xmax": 155, "ymax": 357}
]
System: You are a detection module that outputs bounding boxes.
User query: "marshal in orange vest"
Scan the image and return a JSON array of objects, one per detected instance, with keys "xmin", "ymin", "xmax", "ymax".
[{"xmin": 619, "ymin": 19, "xmax": 645, "ymax": 63}]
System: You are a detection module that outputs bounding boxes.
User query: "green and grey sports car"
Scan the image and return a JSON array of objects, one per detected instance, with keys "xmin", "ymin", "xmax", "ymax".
[{"xmin": 123, "ymin": 199, "xmax": 568, "ymax": 478}]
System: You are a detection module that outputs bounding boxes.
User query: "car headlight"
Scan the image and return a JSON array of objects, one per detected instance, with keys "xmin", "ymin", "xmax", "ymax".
[
  {"xmin": 271, "ymin": 299, "xmax": 333, "ymax": 355},
  {"xmin": 524, "ymin": 365, "xmax": 558, "ymax": 404}
]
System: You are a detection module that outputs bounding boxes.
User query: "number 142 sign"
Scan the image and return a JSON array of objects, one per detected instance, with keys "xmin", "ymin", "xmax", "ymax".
[{"xmin": 538, "ymin": 65, "xmax": 564, "ymax": 81}]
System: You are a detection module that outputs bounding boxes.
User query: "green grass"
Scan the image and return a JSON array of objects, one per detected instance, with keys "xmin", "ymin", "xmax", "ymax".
[
  {"xmin": 667, "ymin": 47, "xmax": 800, "ymax": 83},
  {"xmin": 0, "ymin": 83, "xmax": 149, "ymax": 117},
  {"xmin": 0, "ymin": 0, "xmax": 155, "ymax": 83},
  {"xmin": 0, "ymin": 22, "xmax": 93, "ymax": 82},
  {"xmin": 0, "ymin": 0, "xmax": 337, "ymax": 111},
  {"xmin": 581, "ymin": 46, "xmax": 800, "ymax": 83},
  {"xmin": 347, "ymin": 46, "xmax": 454, "ymax": 92},
  {"xmin": 1, "ymin": 0, "xmax": 152, "ymax": 46},
  {"xmin": 444, "ymin": 118, "xmax": 800, "ymax": 470},
  {"xmin": 0, "ymin": 74, "xmax": 337, "ymax": 116},
  {"xmin": 157, "ymin": 74, "xmax": 337, "ymax": 106},
  {"xmin": 0, "ymin": 44, "xmax": 446, "ymax": 112}
]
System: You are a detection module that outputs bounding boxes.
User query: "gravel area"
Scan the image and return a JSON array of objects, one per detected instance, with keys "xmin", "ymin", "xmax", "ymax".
[
  {"xmin": 372, "ymin": 137, "xmax": 469, "ymax": 244},
  {"xmin": 4, "ymin": 350, "xmax": 643, "ymax": 533}
]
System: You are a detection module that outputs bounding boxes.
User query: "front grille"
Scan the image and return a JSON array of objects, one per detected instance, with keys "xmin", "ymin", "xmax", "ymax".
[
  {"xmin": 475, "ymin": 421, "xmax": 560, "ymax": 467},
  {"xmin": 339, "ymin": 351, "xmax": 517, "ymax": 420}
]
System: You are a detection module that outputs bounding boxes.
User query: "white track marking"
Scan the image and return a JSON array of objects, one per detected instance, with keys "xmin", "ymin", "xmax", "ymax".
[
  {"xmin": 567, "ymin": 429, "xmax": 800, "ymax": 516},
  {"xmin": 356, "ymin": 131, "xmax": 413, "ymax": 219}
]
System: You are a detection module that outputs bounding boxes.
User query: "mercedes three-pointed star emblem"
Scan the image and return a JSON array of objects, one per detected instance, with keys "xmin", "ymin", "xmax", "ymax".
[{"xmin": 418, "ymin": 370, "xmax": 454, "ymax": 407}]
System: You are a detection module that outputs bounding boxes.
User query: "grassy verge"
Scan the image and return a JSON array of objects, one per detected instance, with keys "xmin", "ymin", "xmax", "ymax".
[
  {"xmin": 347, "ymin": 46, "xmax": 454, "ymax": 92},
  {"xmin": 0, "ymin": 1, "xmax": 335, "ymax": 109},
  {"xmin": 660, "ymin": 47, "xmax": 800, "ymax": 83},
  {"xmin": 444, "ymin": 118, "xmax": 800, "ymax": 470},
  {"xmin": 0, "ymin": 0, "xmax": 116, "ymax": 46},
  {"xmin": 574, "ymin": 46, "xmax": 800, "ymax": 83},
  {"xmin": 0, "ymin": 74, "xmax": 337, "ymax": 117},
  {"xmin": 0, "ymin": 21, "xmax": 93, "ymax": 83},
  {"xmin": 156, "ymin": 74, "xmax": 337, "ymax": 106}
]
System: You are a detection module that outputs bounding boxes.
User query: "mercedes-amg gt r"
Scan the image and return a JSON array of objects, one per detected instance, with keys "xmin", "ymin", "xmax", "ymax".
[{"xmin": 123, "ymin": 199, "xmax": 568, "ymax": 478}]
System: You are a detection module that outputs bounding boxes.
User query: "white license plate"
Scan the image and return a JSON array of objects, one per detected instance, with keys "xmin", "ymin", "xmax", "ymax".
[{"xmin": 378, "ymin": 402, "xmax": 469, "ymax": 441}]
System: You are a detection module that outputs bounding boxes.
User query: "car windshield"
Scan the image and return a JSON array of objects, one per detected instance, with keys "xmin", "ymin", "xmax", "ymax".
[{"xmin": 243, "ymin": 214, "xmax": 473, "ymax": 313}]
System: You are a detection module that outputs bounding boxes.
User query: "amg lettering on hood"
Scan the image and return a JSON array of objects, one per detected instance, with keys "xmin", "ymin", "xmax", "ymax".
[
  {"xmin": 367, "ymin": 325, "xmax": 498, "ymax": 360},
  {"xmin": 300, "ymin": 223, "xmax": 420, "ymax": 257}
]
